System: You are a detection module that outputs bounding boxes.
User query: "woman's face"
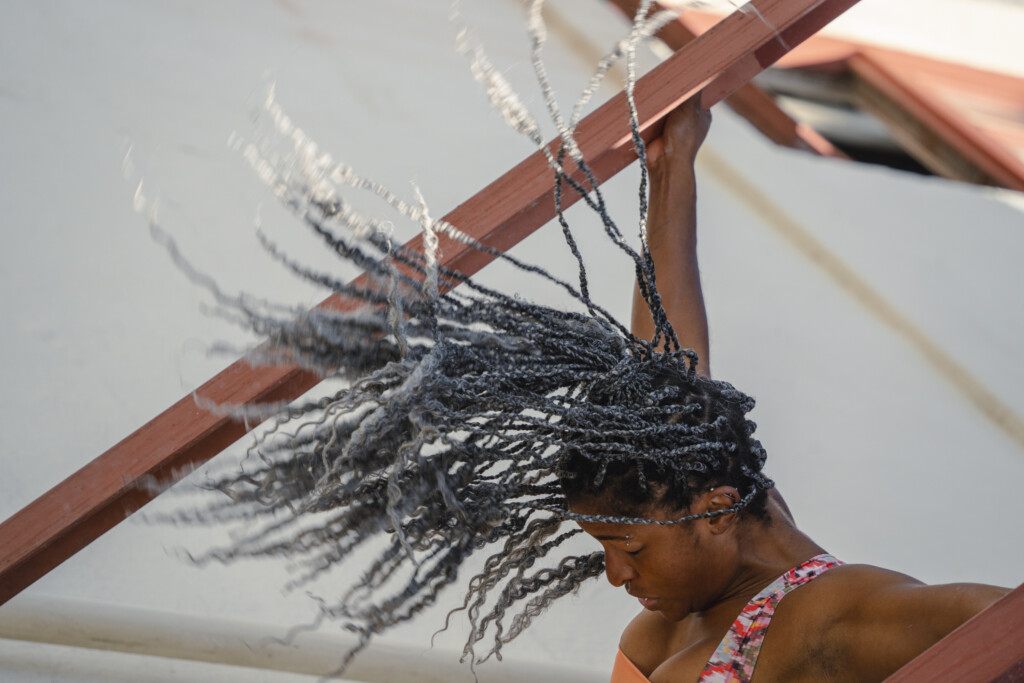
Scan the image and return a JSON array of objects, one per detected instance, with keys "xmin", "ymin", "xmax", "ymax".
[{"xmin": 570, "ymin": 497, "xmax": 739, "ymax": 622}]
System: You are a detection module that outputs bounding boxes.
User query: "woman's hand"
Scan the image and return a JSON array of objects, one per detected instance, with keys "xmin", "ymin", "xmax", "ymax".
[{"xmin": 646, "ymin": 97, "xmax": 711, "ymax": 170}]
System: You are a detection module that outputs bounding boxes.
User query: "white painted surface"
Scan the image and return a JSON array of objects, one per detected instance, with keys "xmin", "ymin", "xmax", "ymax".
[
  {"xmin": 689, "ymin": 0, "xmax": 1024, "ymax": 76},
  {"xmin": 0, "ymin": 595, "xmax": 601, "ymax": 683},
  {"xmin": 1, "ymin": 0, "xmax": 1022, "ymax": 680},
  {"xmin": 829, "ymin": 0, "xmax": 1024, "ymax": 76},
  {"xmin": 0, "ymin": 638, "xmax": 344, "ymax": 683}
]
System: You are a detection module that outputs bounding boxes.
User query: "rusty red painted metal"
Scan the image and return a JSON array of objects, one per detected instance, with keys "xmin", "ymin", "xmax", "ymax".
[
  {"xmin": 606, "ymin": 0, "xmax": 846, "ymax": 157},
  {"xmin": 669, "ymin": 5, "xmax": 1024, "ymax": 190}
]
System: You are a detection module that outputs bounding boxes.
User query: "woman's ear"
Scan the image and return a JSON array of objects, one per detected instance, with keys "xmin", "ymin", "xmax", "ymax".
[{"xmin": 703, "ymin": 485, "xmax": 741, "ymax": 535}]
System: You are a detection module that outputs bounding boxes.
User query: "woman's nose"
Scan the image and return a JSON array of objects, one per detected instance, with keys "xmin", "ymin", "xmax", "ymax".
[{"xmin": 604, "ymin": 551, "xmax": 637, "ymax": 587}]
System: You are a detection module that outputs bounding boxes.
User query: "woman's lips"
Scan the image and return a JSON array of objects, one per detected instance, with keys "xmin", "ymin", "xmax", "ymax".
[{"xmin": 638, "ymin": 597, "xmax": 659, "ymax": 610}]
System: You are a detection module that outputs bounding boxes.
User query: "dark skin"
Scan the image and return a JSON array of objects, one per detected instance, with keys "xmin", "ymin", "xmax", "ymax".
[{"xmin": 574, "ymin": 97, "xmax": 1009, "ymax": 682}]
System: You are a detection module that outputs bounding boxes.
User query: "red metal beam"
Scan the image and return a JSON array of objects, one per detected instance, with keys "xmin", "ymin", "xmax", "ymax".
[
  {"xmin": 884, "ymin": 584, "xmax": 1024, "ymax": 682},
  {"xmin": 848, "ymin": 49, "xmax": 1024, "ymax": 192},
  {"xmin": 676, "ymin": 7, "xmax": 1024, "ymax": 190},
  {"xmin": 0, "ymin": 0, "xmax": 862, "ymax": 606},
  {"xmin": 606, "ymin": 0, "xmax": 846, "ymax": 157}
]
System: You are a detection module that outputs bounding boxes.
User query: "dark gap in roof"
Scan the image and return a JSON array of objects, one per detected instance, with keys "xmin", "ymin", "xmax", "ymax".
[
  {"xmin": 755, "ymin": 68, "xmax": 936, "ymax": 177},
  {"xmin": 828, "ymin": 141, "xmax": 933, "ymax": 175}
]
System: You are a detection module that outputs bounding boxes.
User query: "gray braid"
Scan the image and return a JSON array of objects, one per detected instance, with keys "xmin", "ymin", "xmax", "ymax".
[{"xmin": 145, "ymin": 3, "xmax": 774, "ymax": 675}]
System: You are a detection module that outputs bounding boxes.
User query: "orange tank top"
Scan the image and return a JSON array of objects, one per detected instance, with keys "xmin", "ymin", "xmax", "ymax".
[{"xmin": 610, "ymin": 647, "xmax": 650, "ymax": 683}]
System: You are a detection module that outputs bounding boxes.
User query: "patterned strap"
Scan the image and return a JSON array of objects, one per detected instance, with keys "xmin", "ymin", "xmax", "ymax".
[{"xmin": 697, "ymin": 554, "xmax": 843, "ymax": 683}]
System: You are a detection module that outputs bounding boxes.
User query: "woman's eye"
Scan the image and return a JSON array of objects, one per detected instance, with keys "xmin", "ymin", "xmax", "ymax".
[{"xmin": 625, "ymin": 547, "xmax": 642, "ymax": 556}]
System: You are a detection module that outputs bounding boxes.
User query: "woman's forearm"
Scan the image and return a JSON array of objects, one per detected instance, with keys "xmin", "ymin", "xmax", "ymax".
[{"xmin": 631, "ymin": 100, "xmax": 711, "ymax": 375}]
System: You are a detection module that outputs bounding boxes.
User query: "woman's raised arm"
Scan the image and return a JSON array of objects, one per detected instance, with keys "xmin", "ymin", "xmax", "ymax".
[{"xmin": 632, "ymin": 98, "xmax": 713, "ymax": 376}]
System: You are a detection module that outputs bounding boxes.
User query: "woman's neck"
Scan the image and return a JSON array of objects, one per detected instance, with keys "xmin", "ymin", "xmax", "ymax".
[
  {"xmin": 758, "ymin": 508, "xmax": 824, "ymax": 563},
  {"xmin": 714, "ymin": 498, "xmax": 827, "ymax": 613}
]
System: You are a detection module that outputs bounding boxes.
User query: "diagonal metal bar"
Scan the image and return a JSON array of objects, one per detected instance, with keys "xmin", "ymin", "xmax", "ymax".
[
  {"xmin": 0, "ymin": 0, "xmax": 862, "ymax": 606},
  {"xmin": 605, "ymin": 0, "xmax": 846, "ymax": 157}
]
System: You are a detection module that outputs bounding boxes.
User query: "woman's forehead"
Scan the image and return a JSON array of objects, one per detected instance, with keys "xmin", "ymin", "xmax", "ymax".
[
  {"xmin": 568, "ymin": 497, "xmax": 684, "ymax": 526},
  {"xmin": 575, "ymin": 520, "xmax": 633, "ymax": 540}
]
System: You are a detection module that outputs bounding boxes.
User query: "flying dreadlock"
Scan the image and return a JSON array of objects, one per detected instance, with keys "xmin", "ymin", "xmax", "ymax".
[{"xmin": 141, "ymin": 0, "xmax": 774, "ymax": 673}]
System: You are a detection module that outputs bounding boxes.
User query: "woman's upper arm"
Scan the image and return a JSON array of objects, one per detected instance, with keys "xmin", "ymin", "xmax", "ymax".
[{"xmin": 839, "ymin": 578, "xmax": 1009, "ymax": 678}]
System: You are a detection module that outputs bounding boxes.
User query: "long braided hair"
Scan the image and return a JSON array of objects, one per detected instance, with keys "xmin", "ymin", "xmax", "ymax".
[{"xmin": 142, "ymin": 0, "xmax": 774, "ymax": 672}]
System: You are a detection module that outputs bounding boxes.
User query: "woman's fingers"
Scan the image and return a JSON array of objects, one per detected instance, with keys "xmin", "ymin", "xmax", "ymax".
[{"xmin": 660, "ymin": 96, "xmax": 711, "ymax": 161}]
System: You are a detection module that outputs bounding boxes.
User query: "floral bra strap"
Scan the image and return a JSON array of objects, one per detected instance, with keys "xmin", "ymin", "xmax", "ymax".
[{"xmin": 697, "ymin": 553, "xmax": 844, "ymax": 683}]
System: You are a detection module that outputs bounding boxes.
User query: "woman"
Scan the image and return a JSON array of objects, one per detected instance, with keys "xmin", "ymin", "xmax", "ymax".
[
  {"xmin": 182, "ymin": 81, "xmax": 1008, "ymax": 678},
  {"xmin": 562, "ymin": 99, "xmax": 1010, "ymax": 682}
]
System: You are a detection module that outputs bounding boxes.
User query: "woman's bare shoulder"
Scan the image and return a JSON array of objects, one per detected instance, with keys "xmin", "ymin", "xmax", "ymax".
[
  {"xmin": 796, "ymin": 562, "xmax": 1007, "ymax": 614},
  {"xmin": 776, "ymin": 562, "xmax": 987, "ymax": 631},
  {"xmin": 778, "ymin": 562, "xmax": 1009, "ymax": 680},
  {"xmin": 823, "ymin": 563, "xmax": 1008, "ymax": 627}
]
